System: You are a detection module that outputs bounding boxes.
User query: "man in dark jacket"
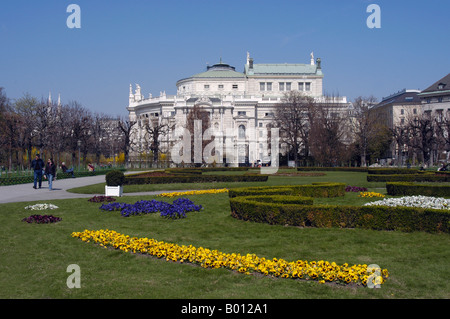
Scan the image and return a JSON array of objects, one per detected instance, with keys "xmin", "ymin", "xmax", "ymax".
[{"xmin": 31, "ymin": 154, "xmax": 45, "ymax": 189}]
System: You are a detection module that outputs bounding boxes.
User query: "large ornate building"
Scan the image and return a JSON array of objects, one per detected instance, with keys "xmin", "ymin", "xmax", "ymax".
[{"xmin": 127, "ymin": 53, "xmax": 350, "ymax": 166}]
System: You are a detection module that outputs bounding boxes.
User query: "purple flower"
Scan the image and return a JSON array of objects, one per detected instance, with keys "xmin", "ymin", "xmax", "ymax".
[
  {"xmin": 345, "ymin": 185, "xmax": 368, "ymax": 192},
  {"xmin": 99, "ymin": 198, "xmax": 202, "ymax": 219},
  {"xmin": 22, "ymin": 215, "xmax": 62, "ymax": 224},
  {"xmin": 88, "ymin": 196, "xmax": 116, "ymax": 203}
]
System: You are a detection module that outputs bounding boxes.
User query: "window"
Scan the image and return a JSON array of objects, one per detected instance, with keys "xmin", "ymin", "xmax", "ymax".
[
  {"xmin": 259, "ymin": 122, "xmax": 263, "ymax": 127},
  {"xmin": 413, "ymin": 108, "xmax": 417, "ymax": 114},
  {"xmin": 265, "ymin": 112, "xmax": 274, "ymax": 117},
  {"xmin": 204, "ymin": 85, "xmax": 209, "ymax": 90},
  {"xmin": 266, "ymin": 82, "xmax": 272, "ymax": 91},
  {"xmin": 238, "ymin": 125, "xmax": 246, "ymax": 139},
  {"xmin": 401, "ymin": 109, "xmax": 404, "ymax": 115},
  {"xmin": 298, "ymin": 82, "xmax": 304, "ymax": 91},
  {"xmin": 238, "ymin": 111, "xmax": 246, "ymax": 116},
  {"xmin": 286, "ymin": 82, "xmax": 291, "ymax": 91},
  {"xmin": 437, "ymin": 109, "xmax": 443, "ymax": 122},
  {"xmin": 305, "ymin": 82, "xmax": 311, "ymax": 91},
  {"xmin": 279, "ymin": 82, "xmax": 285, "ymax": 91},
  {"xmin": 260, "ymin": 82, "xmax": 265, "ymax": 91},
  {"xmin": 232, "ymin": 84, "xmax": 238, "ymax": 89},
  {"xmin": 218, "ymin": 84, "xmax": 224, "ymax": 89}
]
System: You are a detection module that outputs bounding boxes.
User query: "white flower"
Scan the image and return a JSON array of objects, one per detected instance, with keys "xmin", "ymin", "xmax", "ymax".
[
  {"xmin": 25, "ymin": 203, "xmax": 59, "ymax": 210},
  {"xmin": 364, "ymin": 195, "xmax": 450, "ymax": 210}
]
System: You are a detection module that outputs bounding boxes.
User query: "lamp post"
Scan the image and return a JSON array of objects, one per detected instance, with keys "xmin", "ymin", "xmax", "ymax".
[{"xmin": 77, "ymin": 140, "xmax": 81, "ymax": 171}]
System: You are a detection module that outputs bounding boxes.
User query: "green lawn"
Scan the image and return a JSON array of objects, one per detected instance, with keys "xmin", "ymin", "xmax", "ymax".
[{"xmin": 1, "ymin": 171, "xmax": 449, "ymax": 299}]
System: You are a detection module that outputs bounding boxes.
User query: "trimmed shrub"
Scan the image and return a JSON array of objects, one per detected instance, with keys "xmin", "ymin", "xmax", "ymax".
[
  {"xmin": 386, "ymin": 182, "xmax": 450, "ymax": 197},
  {"xmin": 105, "ymin": 170, "xmax": 125, "ymax": 186},
  {"xmin": 367, "ymin": 174, "xmax": 450, "ymax": 182},
  {"xmin": 367, "ymin": 168, "xmax": 419, "ymax": 175},
  {"xmin": 165, "ymin": 168, "xmax": 203, "ymax": 175},
  {"xmin": 297, "ymin": 167, "xmax": 368, "ymax": 172},
  {"xmin": 228, "ymin": 183, "xmax": 345, "ymax": 198},
  {"xmin": 124, "ymin": 172, "xmax": 268, "ymax": 185},
  {"xmin": 229, "ymin": 196, "xmax": 450, "ymax": 233}
]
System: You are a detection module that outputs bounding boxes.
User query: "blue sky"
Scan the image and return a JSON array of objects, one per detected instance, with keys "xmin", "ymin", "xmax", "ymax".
[{"xmin": 1, "ymin": 0, "xmax": 449, "ymax": 117}]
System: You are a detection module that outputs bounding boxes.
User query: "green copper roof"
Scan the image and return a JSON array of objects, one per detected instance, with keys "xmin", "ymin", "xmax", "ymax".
[
  {"xmin": 245, "ymin": 63, "xmax": 322, "ymax": 76},
  {"xmin": 192, "ymin": 70, "xmax": 246, "ymax": 78},
  {"xmin": 191, "ymin": 62, "xmax": 245, "ymax": 78}
]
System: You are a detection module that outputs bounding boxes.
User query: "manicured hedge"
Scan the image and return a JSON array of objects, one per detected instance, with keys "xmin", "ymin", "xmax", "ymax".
[
  {"xmin": 228, "ymin": 183, "xmax": 346, "ymax": 198},
  {"xmin": 0, "ymin": 169, "xmax": 126, "ymax": 186},
  {"xmin": 229, "ymin": 195, "xmax": 450, "ymax": 233},
  {"xmin": 167, "ymin": 167, "xmax": 249, "ymax": 173},
  {"xmin": 165, "ymin": 168, "xmax": 203, "ymax": 175},
  {"xmin": 124, "ymin": 173, "xmax": 268, "ymax": 185},
  {"xmin": 367, "ymin": 174, "xmax": 450, "ymax": 182},
  {"xmin": 124, "ymin": 167, "xmax": 268, "ymax": 185},
  {"xmin": 386, "ymin": 182, "xmax": 450, "ymax": 197},
  {"xmin": 367, "ymin": 168, "xmax": 419, "ymax": 175},
  {"xmin": 297, "ymin": 167, "xmax": 368, "ymax": 172}
]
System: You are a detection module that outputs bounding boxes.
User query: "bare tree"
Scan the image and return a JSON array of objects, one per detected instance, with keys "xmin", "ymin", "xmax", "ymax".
[
  {"xmin": 351, "ymin": 96, "xmax": 378, "ymax": 166},
  {"xmin": 390, "ymin": 124, "xmax": 409, "ymax": 166},
  {"xmin": 142, "ymin": 117, "xmax": 171, "ymax": 165},
  {"xmin": 407, "ymin": 112, "xmax": 437, "ymax": 166},
  {"xmin": 65, "ymin": 101, "xmax": 93, "ymax": 168},
  {"xmin": 309, "ymin": 95, "xmax": 348, "ymax": 166},
  {"xmin": 117, "ymin": 116, "xmax": 137, "ymax": 167},
  {"xmin": 274, "ymin": 91, "xmax": 315, "ymax": 167},
  {"xmin": 13, "ymin": 94, "xmax": 41, "ymax": 167}
]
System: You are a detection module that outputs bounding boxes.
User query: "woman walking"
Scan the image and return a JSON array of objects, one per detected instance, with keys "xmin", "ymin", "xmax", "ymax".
[{"xmin": 45, "ymin": 158, "xmax": 56, "ymax": 191}]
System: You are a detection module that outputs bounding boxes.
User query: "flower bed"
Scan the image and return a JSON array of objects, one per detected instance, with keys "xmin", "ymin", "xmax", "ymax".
[
  {"xmin": 22, "ymin": 215, "xmax": 62, "ymax": 224},
  {"xmin": 358, "ymin": 192, "xmax": 385, "ymax": 198},
  {"xmin": 71, "ymin": 229, "xmax": 389, "ymax": 287},
  {"xmin": 99, "ymin": 198, "xmax": 202, "ymax": 219},
  {"xmin": 364, "ymin": 195, "xmax": 450, "ymax": 210},
  {"xmin": 24, "ymin": 203, "xmax": 59, "ymax": 210},
  {"xmin": 345, "ymin": 186, "xmax": 368, "ymax": 192},
  {"xmin": 88, "ymin": 195, "xmax": 116, "ymax": 203},
  {"xmin": 157, "ymin": 188, "xmax": 229, "ymax": 198}
]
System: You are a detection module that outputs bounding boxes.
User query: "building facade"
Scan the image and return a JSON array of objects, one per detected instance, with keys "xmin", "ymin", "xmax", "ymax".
[
  {"xmin": 418, "ymin": 73, "xmax": 450, "ymax": 121},
  {"xmin": 127, "ymin": 53, "xmax": 349, "ymax": 166},
  {"xmin": 371, "ymin": 89, "xmax": 422, "ymax": 163}
]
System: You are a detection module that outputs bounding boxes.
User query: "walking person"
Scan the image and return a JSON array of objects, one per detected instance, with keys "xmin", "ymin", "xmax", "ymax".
[
  {"xmin": 31, "ymin": 154, "xmax": 45, "ymax": 189},
  {"xmin": 45, "ymin": 158, "xmax": 56, "ymax": 191}
]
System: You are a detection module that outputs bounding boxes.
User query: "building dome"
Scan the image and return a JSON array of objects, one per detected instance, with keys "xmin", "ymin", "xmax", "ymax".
[{"xmin": 183, "ymin": 59, "xmax": 246, "ymax": 80}]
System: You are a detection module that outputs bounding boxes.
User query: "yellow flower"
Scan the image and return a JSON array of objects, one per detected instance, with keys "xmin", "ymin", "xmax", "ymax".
[
  {"xmin": 358, "ymin": 191, "xmax": 385, "ymax": 198},
  {"xmin": 157, "ymin": 188, "xmax": 229, "ymax": 198},
  {"xmin": 71, "ymin": 229, "xmax": 389, "ymax": 287}
]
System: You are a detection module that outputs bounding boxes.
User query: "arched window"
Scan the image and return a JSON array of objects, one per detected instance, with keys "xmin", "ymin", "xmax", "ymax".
[{"xmin": 238, "ymin": 125, "xmax": 246, "ymax": 139}]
